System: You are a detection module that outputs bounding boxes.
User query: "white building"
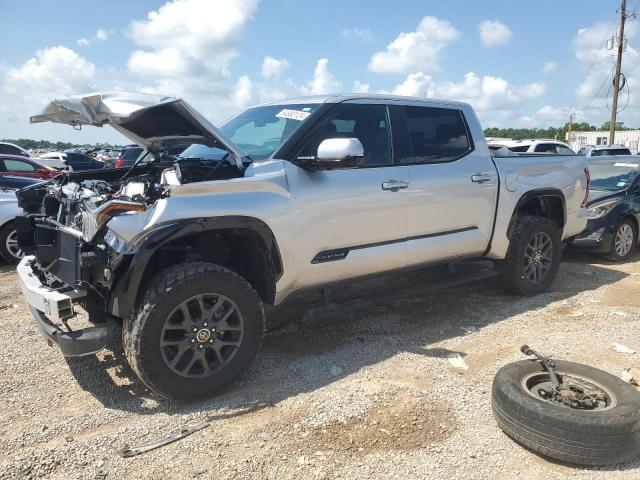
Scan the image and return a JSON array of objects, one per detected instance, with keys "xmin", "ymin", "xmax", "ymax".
[{"xmin": 567, "ymin": 130, "xmax": 640, "ymax": 154}]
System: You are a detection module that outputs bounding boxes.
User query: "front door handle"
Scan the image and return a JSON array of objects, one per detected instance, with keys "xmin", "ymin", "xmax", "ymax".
[
  {"xmin": 471, "ymin": 173, "xmax": 493, "ymax": 184},
  {"xmin": 382, "ymin": 179, "xmax": 409, "ymax": 190}
]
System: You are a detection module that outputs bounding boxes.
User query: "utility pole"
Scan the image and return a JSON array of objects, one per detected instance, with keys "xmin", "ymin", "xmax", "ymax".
[{"xmin": 609, "ymin": 0, "xmax": 627, "ymax": 145}]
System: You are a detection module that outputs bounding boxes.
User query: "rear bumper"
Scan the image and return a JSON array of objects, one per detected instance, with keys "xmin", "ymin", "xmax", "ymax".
[{"xmin": 18, "ymin": 256, "xmax": 114, "ymax": 357}]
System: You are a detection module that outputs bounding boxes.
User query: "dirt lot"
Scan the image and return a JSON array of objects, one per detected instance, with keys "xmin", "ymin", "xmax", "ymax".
[{"xmin": 1, "ymin": 250, "xmax": 640, "ymax": 480}]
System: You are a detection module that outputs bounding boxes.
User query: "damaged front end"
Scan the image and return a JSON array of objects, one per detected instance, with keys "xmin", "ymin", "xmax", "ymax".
[{"xmin": 16, "ymin": 92, "xmax": 247, "ymax": 356}]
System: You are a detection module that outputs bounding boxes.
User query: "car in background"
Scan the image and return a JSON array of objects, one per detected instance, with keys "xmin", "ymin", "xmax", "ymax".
[
  {"xmin": 106, "ymin": 145, "xmax": 144, "ymax": 168},
  {"xmin": 572, "ymin": 158, "xmax": 640, "ymax": 261},
  {"xmin": 39, "ymin": 151, "xmax": 103, "ymax": 171},
  {"xmin": 0, "ymin": 155, "xmax": 58, "ymax": 180},
  {"xmin": 0, "ymin": 142, "xmax": 30, "ymax": 157},
  {"xmin": 0, "ymin": 176, "xmax": 44, "ymax": 263},
  {"xmin": 578, "ymin": 144, "xmax": 633, "ymax": 157},
  {"xmin": 488, "ymin": 139, "xmax": 576, "ymax": 155}
]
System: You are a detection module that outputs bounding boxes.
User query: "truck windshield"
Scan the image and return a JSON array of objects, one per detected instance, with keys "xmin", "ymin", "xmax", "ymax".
[
  {"xmin": 180, "ymin": 104, "xmax": 320, "ymax": 162},
  {"xmin": 589, "ymin": 162, "xmax": 639, "ymax": 191}
]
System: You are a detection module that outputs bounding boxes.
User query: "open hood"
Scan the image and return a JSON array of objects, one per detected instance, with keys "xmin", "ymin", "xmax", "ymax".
[{"xmin": 30, "ymin": 92, "xmax": 246, "ymax": 168}]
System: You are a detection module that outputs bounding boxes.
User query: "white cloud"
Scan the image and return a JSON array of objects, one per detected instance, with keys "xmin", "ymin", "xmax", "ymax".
[
  {"xmin": 368, "ymin": 16, "xmax": 460, "ymax": 74},
  {"xmin": 478, "ymin": 20, "xmax": 513, "ymax": 47},
  {"xmin": 0, "ymin": 46, "xmax": 101, "ymax": 138},
  {"xmin": 127, "ymin": 0, "xmax": 260, "ymax": 95},
  {"xmin": 232, "ymin": 75, "xmax": 255, "ymax": 108},
  {"xmin": 300, "ymin": 58, "xmax": 341, "ymax": 95},
  {"xmin": 352, "ymin": 80, "xmax": 370, "ymax": 93},
  {"xmin": 572, "ymin": 21, "xmax": 639, "ymax": 125},
  {"xmin": 520, "ymin": 105, "xmax": 576, "ymax": 126},
  {"xmin": 423, "ymin": 72, "xmax": 545, "ymax": 125},
  {"xmin": 261, "ymin": 56, "xmax": 290, "ymax": 78},
  {"xmin": 341, "ymin": 27, "xmax": 376, "ymax": 43},
  {"xmin": 96, "ymin": 28, "xmax": 109, "ymax": 41},
  {"xmin": 76, "ymin": 28, "xmax": 111, "ymax": 47},
  {"xmin": 392, "ymin": 72, "xmax": 432, "ymax": 97},
  {"xmin": 542, "ymin": 62, "xmax": 557, "ymax": 74}
]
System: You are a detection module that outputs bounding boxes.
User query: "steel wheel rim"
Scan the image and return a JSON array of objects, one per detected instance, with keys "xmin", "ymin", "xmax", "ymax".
[
  {"xmin": 160, "ymin": 293, "xmax": 244, "ymax": 378},
  {"xmin": 521, "ymin": 372, "xmax": 616, "ymax": 411},
  {"xmin": 614, "ymin": 224, "xmax": 634, "ymax": 257},
  {"xmin": 523, "ymin": 232, "xmax": 553, "ymax": 284},
  {"xmin": 5, "ymin": 230, "xmax": 22, "ymax": 260}
]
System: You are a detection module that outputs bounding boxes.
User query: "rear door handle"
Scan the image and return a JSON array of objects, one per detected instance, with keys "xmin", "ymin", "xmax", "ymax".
[
  {"xmin": 382, "ymin": 179, "xmax": 409, "ymax": 190},
  {"xmin": 471, "ymin": 173, "xmax": 493, "ymax": 184}
]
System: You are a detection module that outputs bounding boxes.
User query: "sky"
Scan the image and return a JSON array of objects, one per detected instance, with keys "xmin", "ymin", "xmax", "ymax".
[{"xmin": 0, "ymin": 0, "xmax": 639, "ymax": 145}]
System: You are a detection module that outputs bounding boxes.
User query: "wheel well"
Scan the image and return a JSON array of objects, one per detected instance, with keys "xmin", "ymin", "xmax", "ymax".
[
  {"xmin": 509, "ymin": 194, "xmax": 565, "ymax": 236},
  {"xmin": 139, "ymin": 228, "xmax": 278, "ymax": 305}
]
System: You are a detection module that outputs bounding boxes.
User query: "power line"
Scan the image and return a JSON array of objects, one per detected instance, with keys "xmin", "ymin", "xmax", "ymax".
[
  {"xmin": 569, "ymin": 12, "xmax": 621, "ymax": 112},
  {"xmin": 580, "ymin": 62, "xmax": 616, "ymax": 111}
]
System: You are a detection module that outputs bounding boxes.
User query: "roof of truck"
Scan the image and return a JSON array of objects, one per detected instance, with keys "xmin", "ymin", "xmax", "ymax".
[{"xmin": 256, "ymin": 93, "xmax": 471, "ymax": 109}]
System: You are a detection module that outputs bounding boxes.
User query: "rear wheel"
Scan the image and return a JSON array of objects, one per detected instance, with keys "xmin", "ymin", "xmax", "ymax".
[
  {"xmin": 123, "ymin": 262, "xmax": 265, "ymax": 400},
  {"xmin": 0, "ymin": 221, "xmax": 23, "ymax": 264},
  {"xmin": 604, "ymin": 219, "xmax": 637, "ymax": 262},
  {"xmin": 499, "ymin": 216, "xmax": 562, "ymax": 295}
]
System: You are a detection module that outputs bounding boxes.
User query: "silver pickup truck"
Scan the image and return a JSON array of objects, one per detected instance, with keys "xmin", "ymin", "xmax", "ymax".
[{"xmin": 16, "ymin": 92, "xmax": 588, "ymax": 400}]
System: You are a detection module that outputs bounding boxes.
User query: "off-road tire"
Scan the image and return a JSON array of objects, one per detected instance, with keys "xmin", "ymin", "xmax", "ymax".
[
  {"xmin": 0, "ymin": 221, "xmax": 21, "ymax": 264},
  {"xmin": 123, "ymin": 262, "xmax": 264, "ymax": 400},
  {"xmin": 492, "ymin": 359, "xmax": 640, "ymax": 465},
  {"xmin": 499, "ymin": 216, "xmax": 561, "ymax": 295},
  {"xmin": 604, "ymin": 218, "xmax": 637, "ymax": 262}
]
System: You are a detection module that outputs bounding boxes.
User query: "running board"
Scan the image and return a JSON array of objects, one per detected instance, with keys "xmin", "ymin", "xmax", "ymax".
[{"xmin": 304, "ymin": 265, "xmax": 498, "ymax": 320}]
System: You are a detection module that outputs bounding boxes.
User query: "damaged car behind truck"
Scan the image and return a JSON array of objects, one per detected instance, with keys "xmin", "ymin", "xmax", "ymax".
[{"xmin": 16, "ymin": 92, "xmax": 589, "ymax": 400}]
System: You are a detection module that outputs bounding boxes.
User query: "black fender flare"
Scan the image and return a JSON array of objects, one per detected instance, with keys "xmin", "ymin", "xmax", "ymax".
[
  {"xmin": 507, "ymin": 188, "xmax": 567, "ymax": 236},
  {"xmin": 107, "ymin": 216, "xmax": 282, "ymax": 319}
]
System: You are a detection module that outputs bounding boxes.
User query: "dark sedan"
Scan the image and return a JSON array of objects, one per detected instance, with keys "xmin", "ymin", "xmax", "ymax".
[{"xmin": 572, "ymin": 159, "xmax": 640, "ymax": 261}]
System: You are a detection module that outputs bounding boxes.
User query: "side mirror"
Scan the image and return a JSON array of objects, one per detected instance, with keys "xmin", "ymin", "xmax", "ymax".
[{"xmin": 298, "ymin": 138, "xmax": 364, "ymax": 170}]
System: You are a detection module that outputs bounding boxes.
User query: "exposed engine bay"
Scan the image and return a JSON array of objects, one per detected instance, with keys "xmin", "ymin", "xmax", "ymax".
[{"xmin": 15, "ymin": 153, "xmax": 243, "ymax": 293}]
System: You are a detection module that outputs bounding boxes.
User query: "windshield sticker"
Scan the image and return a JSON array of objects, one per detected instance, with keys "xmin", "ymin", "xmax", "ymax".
[
  {"xmin": 276, "ymin": 109, "xmax": 310, "ymax": 121},
  {"xmin": 614, "ymin": 162, "xmax": 639, "ymax": 168}
]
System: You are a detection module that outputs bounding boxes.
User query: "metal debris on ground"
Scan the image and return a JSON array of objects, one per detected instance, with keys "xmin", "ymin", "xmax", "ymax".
[
  {"xmin": 611, "ymin": 343, "xmax": 636, "ymax": 354},
  {"xmin": 121, "ymin": 422, "xmax": 210, "ymax": 458},
  {"xmin": 447, "ymin": 353, "xmax": 469, "ymax": 371}
]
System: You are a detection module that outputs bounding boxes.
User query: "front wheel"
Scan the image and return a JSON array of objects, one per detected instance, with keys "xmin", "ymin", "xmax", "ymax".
[
  {"xmin": 604, "ymin": 219, "xmax": 637, "ymax": 262},
  {"xmin": 498, "ymin": 216, "xmax": 562, "ymax": 295},
  {"xmin": 123, "ymin": 262, "xmax": 265, "ymax": 400},
  {"xmin": 492, "ymin": 359, "xmax": 640, "ymax": 465},
  {"xmin": 0, "ymin": 221, "xmax": 23, "ymax": 264}
]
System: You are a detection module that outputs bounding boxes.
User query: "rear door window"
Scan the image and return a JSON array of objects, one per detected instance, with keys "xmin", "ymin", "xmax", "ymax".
[
  {"xmin": 509, "ymin": 145, "xmax": 530, "ymax": 152},
  {"xmin": 534, "ymin": 143, "xmax": 558, "ymax": 153},
  {"xmin": 402, "ymin": 106, "xmax": 472, "ymax": 164},
  {"xmin": 4, "ymin": 159, "xmax": 36, "ymax": 172},
  {"xmin": 0, "ymin": 144, "xmax": 23, "ymax": 155}
]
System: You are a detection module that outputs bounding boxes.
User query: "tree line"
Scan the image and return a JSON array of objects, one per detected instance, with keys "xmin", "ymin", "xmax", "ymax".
[
  {"xmin": 2, "ymin": 138, "xmax": 123, "ymax": 150},
  {"xmin": 484, "ymin": 122, "xmax": 637, "ymax": 140}
]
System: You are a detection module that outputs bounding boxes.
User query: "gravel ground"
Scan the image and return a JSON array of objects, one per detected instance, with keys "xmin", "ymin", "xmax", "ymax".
[{"xmin": 1, "ymin": 250, "xmax": 639, "ymax": 479}]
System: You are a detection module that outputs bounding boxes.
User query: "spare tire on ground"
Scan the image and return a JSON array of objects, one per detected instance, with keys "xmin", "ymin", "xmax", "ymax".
[{"xmin": 492, "ymin": 359, "xmax": 640, "ymax": 466}]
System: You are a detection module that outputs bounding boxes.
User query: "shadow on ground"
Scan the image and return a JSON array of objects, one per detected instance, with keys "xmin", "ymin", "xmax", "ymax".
[{"xmin": 63, "ymin": 253, "xmax": 631, "ymax": 423}]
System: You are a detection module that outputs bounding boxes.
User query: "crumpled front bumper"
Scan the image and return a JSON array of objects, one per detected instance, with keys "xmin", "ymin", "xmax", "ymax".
[{"xmin": 17, "ymin": 256, "xmax": 114, "ymax": 357}]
